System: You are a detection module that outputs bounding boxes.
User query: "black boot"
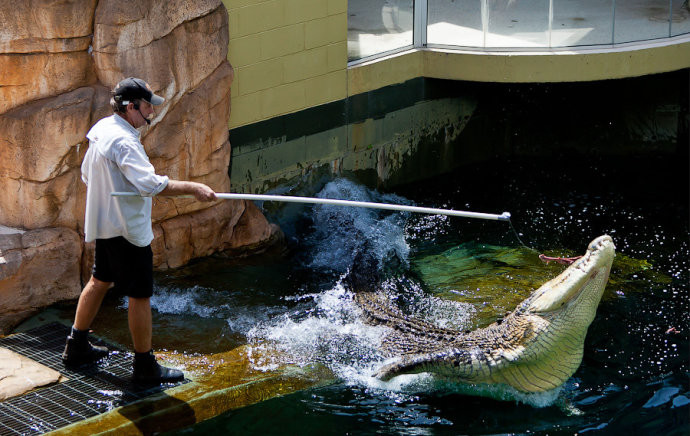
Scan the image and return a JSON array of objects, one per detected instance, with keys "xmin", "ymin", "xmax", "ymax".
[
  {"xmin": 62, "ymin": 328, "xmax": 109, "ymax": 367},
  {"xmin": 133, "ymin": 350, "xmax": 184, "ymax": 385}
]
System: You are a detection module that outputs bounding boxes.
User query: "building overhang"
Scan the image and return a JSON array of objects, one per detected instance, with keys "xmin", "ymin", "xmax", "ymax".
[{"xmin": 348, "ymin": 35, "xmax": 690, "ymax": 95}]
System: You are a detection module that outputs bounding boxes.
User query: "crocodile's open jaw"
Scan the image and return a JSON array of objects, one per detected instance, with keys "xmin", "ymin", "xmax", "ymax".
[{"xmin": 527, "ymin": 235, "xmax": 615, "ymax": 314}]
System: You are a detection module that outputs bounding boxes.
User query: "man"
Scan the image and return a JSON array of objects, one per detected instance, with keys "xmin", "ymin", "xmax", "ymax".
[{"xmin": 62, "ymin": 77, "xmax": 217, "ymax": 384}]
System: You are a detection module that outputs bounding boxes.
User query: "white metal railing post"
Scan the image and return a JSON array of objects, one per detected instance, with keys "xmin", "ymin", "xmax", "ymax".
[
  {"xmin": 413, "ymin": 0, "xmax": 427, "ymax": 47},
  {"xmin": 548, "ymin": 0, "xmax": 553, "ymax": 48},
  {"xmin": 481, "ymin": 0, "xmax": 488, "ymax": 48},
  {"xmin": 611, "ymin": 0, "xmax": 616, "ymax": 44}
]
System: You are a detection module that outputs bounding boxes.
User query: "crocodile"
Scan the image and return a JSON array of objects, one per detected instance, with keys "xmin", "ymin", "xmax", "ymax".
[{"xmin": 353, "ymin": 235, "xmax": 616, "ymax": 393}]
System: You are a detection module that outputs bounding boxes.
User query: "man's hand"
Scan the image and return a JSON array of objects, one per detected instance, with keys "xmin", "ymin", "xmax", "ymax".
[
  {"xmin": 193, "ymin": 183, "xmax": 216, "ymax": 202},
  {"xmin": 161, "ymin": 180, "xmax": 217, "ymax": 201}
]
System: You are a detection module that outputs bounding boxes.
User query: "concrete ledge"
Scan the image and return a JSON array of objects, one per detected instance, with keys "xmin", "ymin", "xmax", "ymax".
[
  {"xmin": 347, "ymin": 36, "xmax": 690, "ymax": 95},
  {"xmin": 348, "ymin": 49, "xmax": 423, "ymax": 96}
]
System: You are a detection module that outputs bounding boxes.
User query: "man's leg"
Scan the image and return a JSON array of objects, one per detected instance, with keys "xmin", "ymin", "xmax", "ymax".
[
  {"xmin": 62, "ymin": 276, "xmax": 111, "ymax": 366},
  {"xmin": 74, "ymin": 276, "xmax": 111, "ymax": 330},
  {"xmin": 129, "ymin": 296, "xmax": 184, "ymax": 384},
  {"xmin": 128, "ymin": 297, "xmax": 152, "ymax": 353}
]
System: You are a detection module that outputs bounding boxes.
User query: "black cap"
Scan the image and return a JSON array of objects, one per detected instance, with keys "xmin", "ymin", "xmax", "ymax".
[{"xmin": 113, "ymin": 77, "xmax": 164, "ymax": 105}]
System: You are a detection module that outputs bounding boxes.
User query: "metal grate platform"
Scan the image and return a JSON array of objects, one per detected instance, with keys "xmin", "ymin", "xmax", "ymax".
[{"xmin": 0, "ymin": 323, "xmax": 187, "ymax": 435}]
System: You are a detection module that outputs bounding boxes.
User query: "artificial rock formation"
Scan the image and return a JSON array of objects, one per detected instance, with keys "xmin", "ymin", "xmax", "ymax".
[
  {"xmin": 0, "ymin": 0, "xmax": 98, "ymax": 114},
  {"xmin": 146, "ymin": 62, "xmax": 235, "ymax": 222},
  {"xmin": 0, "ymin": 86, "xmax": 111, "ymax": 229},
  {"xmin": 152, "ymin": 200, "xmax": 282, "ymax": 269},
  {"xmin": 0, "ymin": 0, "xmax": 281, "ymax": 333},
  {"xmin": 0, "ymin": 228, "xmax": 82, "ymax": 333}
]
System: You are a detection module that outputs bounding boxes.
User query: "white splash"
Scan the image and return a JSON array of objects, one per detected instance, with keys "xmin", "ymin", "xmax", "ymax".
[
  {"xmin": 120, "ymin": 285, "xmax": 283, "ymax": 334},
  {"xmin": 248, "ymin": 284, "xmax": 389, "ymax": 378},
  {"xmin": 149, "ymin": 285, "xmax": 226, "ymax": 317},
  {"xmin": 306, "ymin": 178, "xmax": 411, "ymax": 273}
]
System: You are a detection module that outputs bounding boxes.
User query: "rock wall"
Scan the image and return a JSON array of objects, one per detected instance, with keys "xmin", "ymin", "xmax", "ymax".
[
  {"xmin": 0, "ymin": 0, "xmax": 281, "ymax": 333},
  {"xmin": 0, "ymin": 229, "xmax": 82, "ymax": 331}
]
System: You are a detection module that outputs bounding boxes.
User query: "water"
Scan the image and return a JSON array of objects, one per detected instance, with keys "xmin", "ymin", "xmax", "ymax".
[{"xmin": 145, "ymin": 153, "xmax": 687, "ymax": 434}]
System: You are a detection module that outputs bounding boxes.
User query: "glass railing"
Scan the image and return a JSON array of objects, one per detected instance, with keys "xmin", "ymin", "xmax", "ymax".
[
  {"xmin": 348, "ymin": 0, "xmax": 690, "ymax": 62},
  {"xmin": 348, "ymin": 0, "xmax": 414, "ymax": 61}
]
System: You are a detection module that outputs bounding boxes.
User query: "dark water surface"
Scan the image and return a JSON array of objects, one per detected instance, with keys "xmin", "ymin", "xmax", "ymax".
[{"xmin": 146, "ymin": 153, "xmax": 688, "ymax": 435}]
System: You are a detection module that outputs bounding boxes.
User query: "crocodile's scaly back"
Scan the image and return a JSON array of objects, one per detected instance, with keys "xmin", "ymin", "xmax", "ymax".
[{"xmin": 356, "ymin": 235, "xmax": 616, "ymax": 393}]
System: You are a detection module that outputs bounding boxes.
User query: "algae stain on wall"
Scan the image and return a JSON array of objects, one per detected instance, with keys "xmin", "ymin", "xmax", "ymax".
[{"xmin": 229, "ymin": 96, "xmax": 477, "ymax": 193}]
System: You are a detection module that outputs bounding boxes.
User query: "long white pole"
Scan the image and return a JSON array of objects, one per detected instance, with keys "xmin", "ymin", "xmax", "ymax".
[{"xmin": 111, "ymin": 192, "xmax": 511, "ymax": 222}]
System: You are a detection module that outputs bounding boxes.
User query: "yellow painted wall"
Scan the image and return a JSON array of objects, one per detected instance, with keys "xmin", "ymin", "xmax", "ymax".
[
  {"xmin": 422, "ymin": 41, "xmax": 690, "ymax": 84},
  {"xmin": 222, "ymin": 0, "xmax": 349, "ymax": 128}
]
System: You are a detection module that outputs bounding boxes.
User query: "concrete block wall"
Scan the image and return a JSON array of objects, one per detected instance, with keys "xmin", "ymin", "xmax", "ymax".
[{"xmin": 222, "ymin": 0, "xmax": 348, "ymax": 128}]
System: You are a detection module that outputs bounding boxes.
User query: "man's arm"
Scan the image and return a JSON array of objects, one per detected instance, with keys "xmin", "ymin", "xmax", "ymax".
[{"xmin": 160, "ymin": 180, "xmax": 217, "ymax": 202}]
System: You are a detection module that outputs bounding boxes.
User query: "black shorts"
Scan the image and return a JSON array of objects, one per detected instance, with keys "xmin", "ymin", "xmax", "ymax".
[{"xmin": 92, "ymin": 236, "xmax": 153, "ymax": 299}]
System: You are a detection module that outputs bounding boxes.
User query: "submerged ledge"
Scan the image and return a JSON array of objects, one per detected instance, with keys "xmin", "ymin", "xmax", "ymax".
[
  {"xmin": 0, "ymin": 322, "xmax": 334, "ymax": 435},
  {"xmin": 50, "ymin": 346, "xmax": 334, "ymax": 435}
]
